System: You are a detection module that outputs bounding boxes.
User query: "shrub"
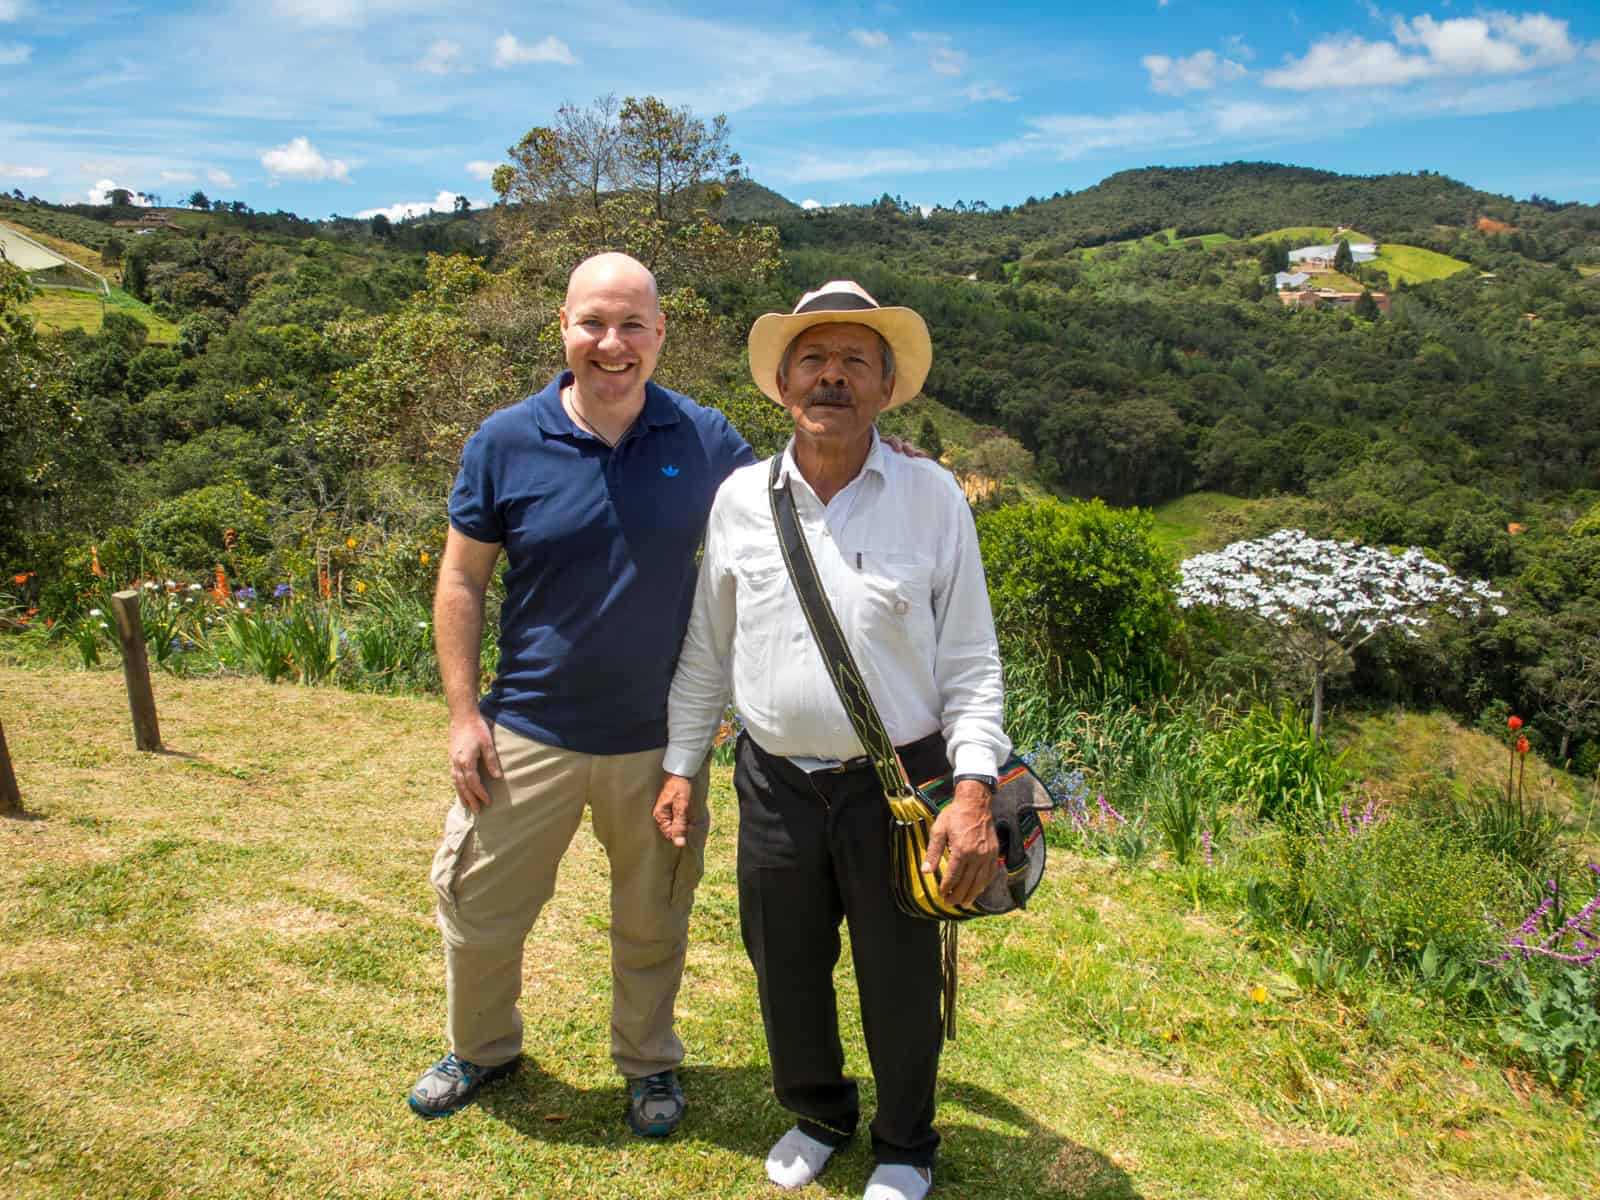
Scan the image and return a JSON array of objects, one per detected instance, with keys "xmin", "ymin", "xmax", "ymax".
[
  {"xmin": 977, "ymin": 497, "xmax": 1177, "ymax": 691},
  {"xmin": 1206, "ymin": 703, "xmax": 1348, "ymax": 828},
  {"xmin": 1300, "ymin": 812, "xmax": 1518, "ymax": 968},
  {"xmin": 134, "ymin": 482, "xmax": 273, "ymax": 580}
]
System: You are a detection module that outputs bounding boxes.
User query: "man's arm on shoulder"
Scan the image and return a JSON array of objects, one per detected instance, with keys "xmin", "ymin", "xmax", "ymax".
[{"xmin": 435, "ymin": 526, "xmax": 503, "ymax": 812}]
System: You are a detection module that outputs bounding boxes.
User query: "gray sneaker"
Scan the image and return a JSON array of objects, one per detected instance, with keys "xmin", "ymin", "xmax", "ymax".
[
  {"xmin": 625, "ymin": 1069, "xmax": 685, "ymax": 1137},
  {"xmin": 407, "ymin": 1052, "xmax": 519, "ymax": 1119}
]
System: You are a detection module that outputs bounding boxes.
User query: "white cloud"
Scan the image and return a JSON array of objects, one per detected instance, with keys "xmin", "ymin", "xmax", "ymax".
[
  {"xmin": 87, "ymin": 179, "xmax": 153, "ymax": 205},
  {"xmin": 418, "ymin": 38, "xmax": 466, "ymax": 75},
  {"xmin": 1224, "ymin": 34, "xmax": 1256, "ymax": 62},
  {"xmin": 357, "ymin": 190, "xmax": 470, "ymax": 221},
  {"xmin": 851, "ymin": 30, "xmax": 888, "ymax": 50},
  {"xmin": 1142, "ymin": 50, "xmax": 1248, "ymax": 95},
  {"xmin": 964, "ymin": 83, "xmax": 1018, "ymax": 102},
  {"xmin": 800, "ymin": 198, "xmax": 822, "ymax": 209},
  {"xmin": 0, "ymin": 41, "xmax": 29, "ymax": 65},
  {"xmin": 911, "ymin": 32, "xmax": 966, "ymax": 77},
  {"xmin": 0, "ymin": 2, "xmax": 20, "ymax": 21},
  {"xmin": 0, "ymin": 163, "xmax": 48, "ymax": 180},
  {"xmin": 269, "ymin": 0, "xmax": 430, "ymax": 29},
  {"xmin": 1265, "ymin": 11, "xmax": 1581, "ymax": 90},
  {"xmin": 494, "ymin": 33, "xmax": 576, "ymax": 68},
  {"xmin": 261, "ymin": 136, "xmax": 351, "ymax": 183},
  {"xmin": 465, "ymin": 160, "xmax": 499, "ymax": 180},
  {"xmin": 207, "ymin": 168, "xmax": 237, "ymax": 187},
  {"xmin": 160, "ymin": 169, "xmax": 196, "ymax": 183}
]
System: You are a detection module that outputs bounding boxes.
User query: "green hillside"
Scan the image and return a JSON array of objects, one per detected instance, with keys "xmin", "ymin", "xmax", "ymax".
[{"xmin": 27, "ymin": 286, "xmax": 179, "ymax": 343}]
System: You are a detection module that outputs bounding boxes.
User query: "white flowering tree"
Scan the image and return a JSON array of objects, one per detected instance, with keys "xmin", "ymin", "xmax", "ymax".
[{"xmin": 1178, "ymin": 529, "xmax": 1507, "ymax": 741}]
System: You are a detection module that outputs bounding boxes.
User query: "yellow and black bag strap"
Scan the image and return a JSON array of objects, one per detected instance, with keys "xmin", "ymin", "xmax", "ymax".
[{"xmin": 767, "ymin": 455, "xmax": 919, "ymax": 812}]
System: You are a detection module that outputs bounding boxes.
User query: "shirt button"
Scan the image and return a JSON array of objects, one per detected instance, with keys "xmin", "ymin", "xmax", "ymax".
[{"xmin": 893, "ymin": 598, "xmax": 910, "ymax": 615}]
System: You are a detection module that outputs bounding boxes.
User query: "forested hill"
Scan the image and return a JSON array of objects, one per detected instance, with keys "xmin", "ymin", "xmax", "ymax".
[{"xmin": 4, "ymin": 154, "xmax": 1600, "ymax": 727}]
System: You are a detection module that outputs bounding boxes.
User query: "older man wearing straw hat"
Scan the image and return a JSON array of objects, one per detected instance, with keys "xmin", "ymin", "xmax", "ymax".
[{"xmin": 655, "ymin": 281, "xmax": 1008, "ymax": 1200}]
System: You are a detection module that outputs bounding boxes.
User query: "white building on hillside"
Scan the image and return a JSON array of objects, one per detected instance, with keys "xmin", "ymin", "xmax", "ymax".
[{"xmin": 1289, "ymin": 243, "xmax": 1378, "ymax": 270}]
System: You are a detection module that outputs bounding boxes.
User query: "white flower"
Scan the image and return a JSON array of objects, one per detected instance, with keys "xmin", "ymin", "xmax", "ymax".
[
  {"xmin": 88, "ymin": 608, "xmax": 102, "ymax": 617},
  {"xmin": 188, "ymin": 583, "xmax": 202, "ymax": 592}
]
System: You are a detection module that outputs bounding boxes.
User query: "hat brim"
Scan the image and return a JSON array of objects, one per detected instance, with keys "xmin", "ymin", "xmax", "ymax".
[{"xmin": 748, "ymin": 306, "xmax": 931, "ymax": 410}]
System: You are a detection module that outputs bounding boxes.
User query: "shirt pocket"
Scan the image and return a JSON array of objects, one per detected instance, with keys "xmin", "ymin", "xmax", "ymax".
[
  {"xmin": 847, "ymin": 550, "xmax": 935, "ymax": 651},
  {"xmin": 732, "ymin": 550, "xmax": 789, "ymax": 678}
]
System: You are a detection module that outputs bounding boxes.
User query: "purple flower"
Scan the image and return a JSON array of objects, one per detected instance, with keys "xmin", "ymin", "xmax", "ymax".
[
  {"xmin": 273, "ymin": 582, "xmax": 292, "ymax": 599},
  {"xmin": 236, "ymin": 586, "xmax": 256, "ymax": 601}
]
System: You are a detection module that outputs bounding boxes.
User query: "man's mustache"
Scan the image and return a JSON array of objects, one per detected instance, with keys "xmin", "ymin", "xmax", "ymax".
[{"xmin": 804, "ymin": 384, "xmax": 852, "ymax": 408}]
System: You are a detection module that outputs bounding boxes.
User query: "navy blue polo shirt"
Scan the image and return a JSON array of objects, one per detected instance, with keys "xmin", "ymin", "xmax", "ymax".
[{"xmin": 449, "ymin": 372, "xmax": 754, "ymax": 754}]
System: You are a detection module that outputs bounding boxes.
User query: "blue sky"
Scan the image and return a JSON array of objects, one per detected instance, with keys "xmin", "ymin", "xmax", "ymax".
[{"xmin": 2, "ymin": 1, "xmax": 1598, "ymax": 220}]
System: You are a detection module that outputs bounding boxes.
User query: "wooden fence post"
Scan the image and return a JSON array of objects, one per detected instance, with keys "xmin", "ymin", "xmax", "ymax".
[
  {"xmin": 110, "ymin": 589, "xmax": 162, "ymax": 752},
  {"xmin": 0, "ymin": 717, "xmax": 19, "ymax": 815}
]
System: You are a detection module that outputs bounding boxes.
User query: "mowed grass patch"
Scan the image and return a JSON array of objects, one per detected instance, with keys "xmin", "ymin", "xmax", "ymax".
[
  {"xmin": 1149, "ymin": 491, "xmax": 1253, "ymax": 557},
  {"xmin": 2, "ymin": 664, "xmax": 1598, "ymax": 1198},
  {"xmin": 1371, "ymin": 243, "xmax": 1472, "ymax": 284},
  {"xmin": 1083, "ymin": 228, "xmax": 1235, "ymax": 259},
  {"xmin": 1252, "ymin": 227, "xmax": 1378, "ymax": 246},
  {"xmin": 26, "ymin": 286, "xmax": 179, "ymax": 343}
]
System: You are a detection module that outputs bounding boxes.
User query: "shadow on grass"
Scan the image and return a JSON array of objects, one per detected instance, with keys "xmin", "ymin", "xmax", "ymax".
[{"xmin": 480, "ymin": 1062, "xmax": 1140, "ymax": 1199}]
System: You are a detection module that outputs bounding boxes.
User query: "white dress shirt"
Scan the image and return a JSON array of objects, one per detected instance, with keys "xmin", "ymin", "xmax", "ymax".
[{"xmin": 663, "ymin": 431, "xmax": 1009, "ymax": 779}]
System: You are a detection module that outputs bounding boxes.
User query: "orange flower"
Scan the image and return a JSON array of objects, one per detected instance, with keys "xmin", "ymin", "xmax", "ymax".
[
  {"xmin": 345, "ymin": 536, "xmax": 357, "ymax": 549},
  {"xmin": 1517, "ymin": 737, "xmax": 1531, "ymax": 755},
  {"xmin": 1508, "ymin": 715, "xmax": 1523, "ymax": 732},
  {"xmin": 90, "ymin": 545, "xmax": 104, "ymax": 577},
  {"xmin": 419, "ymin": 551, "xmax": 430, "ymax": 566},
  {"xmin": 211, "ymin": 565, "xmax": 228, "ymax": 604},
  {"xmin": 11, "ymin": 571, "xmax": 31, "ymax": 584},
  {"xmin": 223, "ymin": 527, "xmax": 237, "ymax": 549}
]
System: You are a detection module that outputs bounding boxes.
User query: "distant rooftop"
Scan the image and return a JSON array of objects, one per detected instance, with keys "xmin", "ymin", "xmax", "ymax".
[{"xmin": 1290, "ymin": 243, "xmax": 1378, "ymax": 264}]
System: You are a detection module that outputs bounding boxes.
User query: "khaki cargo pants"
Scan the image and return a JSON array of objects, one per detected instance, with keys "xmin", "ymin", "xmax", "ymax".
[{"xmin": 430, "ymin": 723, "xmax": 710, "ymax": 1078}]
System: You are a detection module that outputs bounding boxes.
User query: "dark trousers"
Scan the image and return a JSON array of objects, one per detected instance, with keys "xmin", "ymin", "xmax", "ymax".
[{"xmin": 734, "ymin": 732, "xmax": 947, "ymax": 1168}]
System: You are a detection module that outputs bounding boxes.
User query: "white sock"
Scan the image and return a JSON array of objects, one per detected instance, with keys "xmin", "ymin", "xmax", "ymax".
[
  {"xmin": 863, "ymin": 1162, "xmax": 932, "ymax": 1200},
  {"xmin": 765, "ymin": 1126, "xmax": 836, "ymax": 1189}
]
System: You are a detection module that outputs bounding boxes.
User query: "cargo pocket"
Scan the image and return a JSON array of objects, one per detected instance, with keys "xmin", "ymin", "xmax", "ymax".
[
  {"xmin": 668, "ymin": 786, "xmax": 712, "ymax": 910},
  {"xmin": 429, "ymin": 803, "xmax": 476, "ymax": 915}
]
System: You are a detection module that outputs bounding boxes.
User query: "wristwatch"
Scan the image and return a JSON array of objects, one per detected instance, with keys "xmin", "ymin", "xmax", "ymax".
[{"xmin": 951, "ymin": 773, "xmax": 997, "ymax": 790}]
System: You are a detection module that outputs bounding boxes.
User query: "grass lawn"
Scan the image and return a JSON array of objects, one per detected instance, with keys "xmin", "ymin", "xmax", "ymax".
[
  {"xmin": 1149, "ymin": 492, "xmax": 1253, "ymax": 557},
  {"xmin": 2, "ymin": 664, "xmax": 1597, "ymax": 1199},
  {"xmin": 26, "ymin": 286, "xmax": 179, "ymax": 344},
  {"xmin": 1370, "ymin": 245, "xmax": 1472, "ymax": 285},
  {"xmin": 1084, "ymin": 229, "xmax": 1235, "ymax": 260},
  {"xmin": 1252, "ymin": 228, "xmax": 1378, "ymax": 247}
]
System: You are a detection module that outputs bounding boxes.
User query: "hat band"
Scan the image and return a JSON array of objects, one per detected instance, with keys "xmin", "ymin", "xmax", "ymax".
[{"xmin": 794, "ymin": 293, "xmax": 877, "ymax": 315}]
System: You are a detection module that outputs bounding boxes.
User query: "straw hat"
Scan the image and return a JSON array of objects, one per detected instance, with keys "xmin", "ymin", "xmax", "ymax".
[{"xmin": 747, "ymin": 280, "xmax": 931, "ymax": 409}]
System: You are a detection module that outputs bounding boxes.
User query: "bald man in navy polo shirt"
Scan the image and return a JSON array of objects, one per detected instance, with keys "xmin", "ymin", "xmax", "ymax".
[{"xmin": 406, "ymin": 253, "xmax": 754, "ymax": 1135}]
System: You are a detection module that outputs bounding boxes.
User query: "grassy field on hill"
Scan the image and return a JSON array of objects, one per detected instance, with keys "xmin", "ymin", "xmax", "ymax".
[
  {"xmin": 1083, "ymin": 228, "xmax": 1236, "ymax": 258},
  {"xmin": 1253, "ymin": 227, "xmax": 1378, "ymax": 247},
  {"xmin": 2, "ymin": 664, "xmax": 1597, "ymax": 1199},
  {"xmin": 26, "ymin": 285, "xmax": 179, "ymax": 343},
  {"xmin": 1251, "ymin": 227, "xmax": 1471, "ymax": 285}
]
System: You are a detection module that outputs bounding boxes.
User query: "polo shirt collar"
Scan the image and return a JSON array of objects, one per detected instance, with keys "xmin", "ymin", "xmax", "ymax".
[
  {"xmin": 774, "ymin": 428, "xmax": 887, "ymax": 490},
  {"xmin": 532, "ymin": 371, "xmax": 681, "ymax": 438}
]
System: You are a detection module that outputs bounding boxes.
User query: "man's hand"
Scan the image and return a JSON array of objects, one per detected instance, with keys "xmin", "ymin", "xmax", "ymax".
[
  {"xmin": 449, "ymin": 714, "xmax": 502, "ymax": 812},
  {"xmin": 654, "ymin": 773, "xmax": 695, "ymax": 847},
  {"xmin": 881, "ymin": 433, "xmax": 932, "ymax": 460},
  {"xmin": 921, "ymin": 779, "xmax": 999, "ymax": 906}
]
